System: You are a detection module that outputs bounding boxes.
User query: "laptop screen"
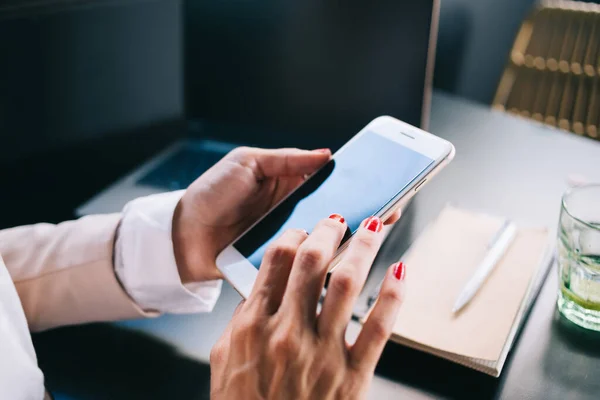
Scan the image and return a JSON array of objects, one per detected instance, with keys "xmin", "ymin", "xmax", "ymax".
[{"xmin": 184, "ymin": 1, "xmax": 438, "ymax": 151}]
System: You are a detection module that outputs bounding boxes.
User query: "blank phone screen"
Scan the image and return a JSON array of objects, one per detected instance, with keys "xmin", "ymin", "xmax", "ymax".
[{"xmin": 234, "ymin": 131, "xmax": 435, "ymax": 268}]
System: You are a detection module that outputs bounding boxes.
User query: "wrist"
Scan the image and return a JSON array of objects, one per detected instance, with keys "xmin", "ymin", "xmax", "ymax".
[{"xmin": 172, "ymin": 200, "xmax": 224, "ymax": 284}]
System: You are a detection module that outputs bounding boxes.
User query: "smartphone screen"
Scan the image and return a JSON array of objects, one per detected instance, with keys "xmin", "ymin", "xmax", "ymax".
[{"xmin": 234, "ymin": 130, "xmax": 435, "ymax": 268}]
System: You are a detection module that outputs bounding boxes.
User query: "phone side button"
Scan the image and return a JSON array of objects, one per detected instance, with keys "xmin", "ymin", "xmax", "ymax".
[{"xmin": 414, "ymin": 178, "xmax": 427, "ymax": 192}]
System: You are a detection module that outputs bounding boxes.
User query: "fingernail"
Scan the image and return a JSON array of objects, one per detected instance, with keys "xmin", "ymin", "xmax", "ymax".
[
  {"xmin": 314, "ymin": 148, "xmax": 330, "ymax": 154},
  {"xmin": 329, "ymin": 213, "xmax": 345, "ymax": 224},
  {"xmin": 362, "ymin": 216, "xmax": 382, "ymax": 232},
  {"xmin": 302, "ymin": 229, "xmax": 309, "ymax": 235},
  {"xmin": 392, "ymin": 262, "xmax": 406, "ymax": 281}
]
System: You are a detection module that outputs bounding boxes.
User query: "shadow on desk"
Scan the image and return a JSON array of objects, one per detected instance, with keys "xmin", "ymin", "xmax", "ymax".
[
  {"xmin": 539, "ymin": 310, "xmax": 600, "ymax": 398},
  {"xmin": 375, "ymin": 341, "xmax": 500, "ymax": 399},
  {"xmin": 32, "ymin": 324, "xmax": 211, "ymax": 400}
]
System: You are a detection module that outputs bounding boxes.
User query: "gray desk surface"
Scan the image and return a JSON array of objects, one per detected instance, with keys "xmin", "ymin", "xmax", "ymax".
[{"xmin": 98, "ymin": 92, "xmax": 600, "ymax": 399}]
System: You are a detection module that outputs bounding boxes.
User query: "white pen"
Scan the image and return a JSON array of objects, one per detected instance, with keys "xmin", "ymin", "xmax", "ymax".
[{"xmin": 452, "ymin": 220, "xmax": 517, "ymax": 314}]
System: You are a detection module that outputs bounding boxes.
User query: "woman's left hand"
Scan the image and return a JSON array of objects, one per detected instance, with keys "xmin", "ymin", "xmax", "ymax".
[{"xmin": 171, "ymin": 146, "xmax": 401, "ymax": 283}]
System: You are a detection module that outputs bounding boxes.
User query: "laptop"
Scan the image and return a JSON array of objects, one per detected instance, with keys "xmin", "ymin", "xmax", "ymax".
[{"xmin": 77, "ymin": 0, "xmax": 440, "ymax": 216}]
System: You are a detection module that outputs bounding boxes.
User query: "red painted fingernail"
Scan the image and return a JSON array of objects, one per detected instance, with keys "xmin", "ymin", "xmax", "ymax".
[
  {"xmin": 329, "ymin": 213, "xmax": 345, "ymax": 224},
  {"xmin": 392, "ymin": 262, "xmax": 406, "ymax": 280},
  {"xmin": 362, "ymin": 216, "xmax": 382, "ymax": 232},
  {"xmin": 314, "ymin": 148, "xmax": 330, "ymax": 153}
]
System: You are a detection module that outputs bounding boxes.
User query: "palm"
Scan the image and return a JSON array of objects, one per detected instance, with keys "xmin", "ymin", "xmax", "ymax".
[
  {"xmin": 189, "ymin": 157, "xmax": 304, "ymax": 247},
  {"xmin": 173, "ymin": 147, "xmax": 330, "ymax": 282}
]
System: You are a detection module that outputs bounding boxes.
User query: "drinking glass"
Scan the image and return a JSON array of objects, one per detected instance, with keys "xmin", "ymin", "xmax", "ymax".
[{"xmin": 557, "ymin": 184, "xmax": 600, "ymax": 331}]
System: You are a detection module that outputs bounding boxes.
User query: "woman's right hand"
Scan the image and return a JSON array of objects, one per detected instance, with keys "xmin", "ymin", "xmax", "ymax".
[{"xmin": 210, "ymin": 214, "xmax": 406, "ymax": 399}]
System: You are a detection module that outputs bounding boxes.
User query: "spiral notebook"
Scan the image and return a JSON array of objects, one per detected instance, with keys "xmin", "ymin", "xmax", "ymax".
[{"xmin": 363, "ymin": 205, "xmax": 553, "ymax": 377}]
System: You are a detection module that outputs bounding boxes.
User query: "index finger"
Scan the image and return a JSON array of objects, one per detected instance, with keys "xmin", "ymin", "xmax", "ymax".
[
  {"xmin": 248, "ymin": 228, "xmax": 309, "ymax": 314},
  {"xmin": 279, "ymin": 215, "xmax": 347, "ymax": 319}
]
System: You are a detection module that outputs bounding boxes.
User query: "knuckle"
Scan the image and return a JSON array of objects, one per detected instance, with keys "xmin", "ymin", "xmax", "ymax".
[
  {"xmin": 367, "ymin": 317, "xmax": 390, "ymax": 342},
  {"xmin": 379, "ymin": 287, "xmax": 403, "ymax": 305},
  {"xmin": 232, "ymin": 316, "xmax": 261, "ymax": 341},
  {"xmin": 352, "ymin": 233, "xmax": 378, "ymax": 252},
  {"xmin": 264, "ymin": 242, "xmax": 297, "ymax": 264},
  {"xmin": 296, "ymin": 247, "xmax": 326, "ymax": 268},
  {"xmin": 229, "ymin": 146, "xmax": 254, "ymax": 164},
  {"xmin": 230, "ymin": 146, "xmax": 251, "ymax": 157},
  {"xmin": 330, "ymin": 271, "xmax": 358, "ymax": 298},
  {"xmin": 282, "ymin": 152, "xmax": 292, "ymax": 172},
  {"xmin": 250, "ymin": 285, "xmax": 274, "ymax": 305},
  {"xmin": 268, "ymin": 331, "xmax": 301, "ymax": 358}
]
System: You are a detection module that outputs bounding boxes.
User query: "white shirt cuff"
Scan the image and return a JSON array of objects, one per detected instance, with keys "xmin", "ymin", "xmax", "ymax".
[{"xmin": 115, "ymin": 190, "xmax": 222, "ymax": 314}]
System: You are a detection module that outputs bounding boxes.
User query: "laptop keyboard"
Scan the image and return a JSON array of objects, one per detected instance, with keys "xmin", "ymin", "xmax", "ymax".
[{"xmin": 137, "ymin": 143, "xmax": 232, "ymax": 190}]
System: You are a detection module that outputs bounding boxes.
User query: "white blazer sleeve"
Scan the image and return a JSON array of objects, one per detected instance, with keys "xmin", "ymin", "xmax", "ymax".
[{"xmin": 115, "ymin": 190, "xmax": 222, "ymax": 314}]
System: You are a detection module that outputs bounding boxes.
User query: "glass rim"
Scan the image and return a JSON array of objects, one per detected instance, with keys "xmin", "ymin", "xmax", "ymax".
[{"xmin": 562, "ymin": 183, "xmax": 600, "ymax": 231}]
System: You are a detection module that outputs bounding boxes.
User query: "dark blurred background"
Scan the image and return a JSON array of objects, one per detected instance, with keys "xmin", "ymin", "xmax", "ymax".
[
  {"xmin": 0, "ymin": 0, "xmax": 185, "ymax": 227},
  {"xmin": 0, "ymin": 0, "xmax": 542, "ymax": 227}
]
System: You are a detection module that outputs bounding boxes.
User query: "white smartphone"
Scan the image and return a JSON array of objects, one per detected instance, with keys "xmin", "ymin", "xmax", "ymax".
[{"xmin": 216, "ymin": 116, "xmax": 455, "ymax": 298}]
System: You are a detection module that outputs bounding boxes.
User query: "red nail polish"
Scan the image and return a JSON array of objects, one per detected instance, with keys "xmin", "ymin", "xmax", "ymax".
[
  {"xmin": 314, "ymin": 148, "xmax": 330, "ymax": 153},
  {"xmin": 329, "ymin": 213, "xmax": 345, "ymax": 224},
  {"xmin": 362, "ymin": 216, "xmax": 382, "ymax": 232},
  {"xmin": 392, "ymin": 262, "xmax": 406, "ymax": 280}
]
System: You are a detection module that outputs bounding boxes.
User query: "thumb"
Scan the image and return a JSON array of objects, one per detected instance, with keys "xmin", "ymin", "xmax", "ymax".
[{"xmin": 230, "ymin": 147, "xmax": 331, "ymax": 178}]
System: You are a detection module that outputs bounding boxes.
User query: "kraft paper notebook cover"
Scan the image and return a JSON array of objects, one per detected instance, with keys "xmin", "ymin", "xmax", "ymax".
[{"xmin": 363, "ymin": 205, "xmax": 553, "ymax": 377}]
